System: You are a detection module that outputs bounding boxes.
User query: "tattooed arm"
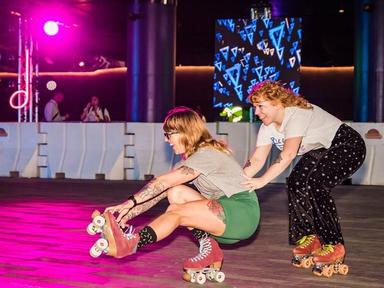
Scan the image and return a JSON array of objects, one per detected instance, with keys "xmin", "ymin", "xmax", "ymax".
[
  {"xmin": 119, "ymin": 192, "xmax": 168, "ymax": 225},
  {"xmin": 105, "ymin": 165, "xmax": 200, "ymax": 222},
  {"xmin": 242, "ymin": 137, "xmax": 301, "ymax": 190},
  {"xmin": 243, "ymin": 144, "xmax": 272, "ymax": 177}
]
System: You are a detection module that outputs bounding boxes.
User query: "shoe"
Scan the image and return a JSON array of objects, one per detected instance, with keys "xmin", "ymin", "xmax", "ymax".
[
  {"xmin": 89, "ymin": 211, "xmax": 139, "ymax": 258},
  {"xmin": 182, "ymin": 237, "xmax": 225, "ymax": 284},
  {"xmin": 291, "ymin": 235, "xmax": 321, "ymax": 268},
  {"xmin": 312, "ymin": 243, "xmax": 349, "ymax": 277}
]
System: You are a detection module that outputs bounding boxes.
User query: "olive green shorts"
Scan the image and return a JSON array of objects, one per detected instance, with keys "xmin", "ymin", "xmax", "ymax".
[{"xmin": 214, "ymin": 191, "xmax": 260, "ymax": 244}]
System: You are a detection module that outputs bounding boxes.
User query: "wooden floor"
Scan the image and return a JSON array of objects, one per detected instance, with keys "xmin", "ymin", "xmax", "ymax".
[{"xmin": 0, "ymin": 178, "xmax": 383, "ymax": 288}]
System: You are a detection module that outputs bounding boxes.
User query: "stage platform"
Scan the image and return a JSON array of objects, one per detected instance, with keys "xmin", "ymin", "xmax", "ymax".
[{"xmin": 0, "ymin": 178, "xmax": 382, "ymax": 288}]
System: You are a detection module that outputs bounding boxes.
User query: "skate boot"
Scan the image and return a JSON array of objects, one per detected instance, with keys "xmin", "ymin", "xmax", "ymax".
[
  {"xmin": 312, "ymin": 243, "xmax": 349, "ymax": 277},
  {"xmin": 89, "ymin": 210, "xmax": 139, "ymax": 258},
  {"xmin": 182, "ymin": 237, "xmax": 225, "ymax": 285},
  {"xmin": 292, "ymin": 235, "xmax": 321, "ymax": 268}
]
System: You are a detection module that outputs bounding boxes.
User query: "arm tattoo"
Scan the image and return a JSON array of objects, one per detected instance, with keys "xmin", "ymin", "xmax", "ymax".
[
  {"xmin": 272, "ymin": 153, "xmax": 283, "ymax": 165},
  {"xmin": 121, "ymin": 192, "xmax": 168, "ymax": 223},
  {"xmin": 243, "ymin": 159, "xmax": 252, "ymax": 169},
  {"xmin": 137, "ymin": 178, "xmax": 166, "ymax": 201},
  {"xmin": 179, "ymin": 166, "xmax": 196, "ymax": 175},
  {"xmin": 207, "ymin": 200, "xmax": 226, "ymax": 224}
]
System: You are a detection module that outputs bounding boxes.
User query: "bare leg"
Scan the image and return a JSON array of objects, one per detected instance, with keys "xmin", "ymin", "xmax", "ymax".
[
  {"xmin": 148, "ymin": 199, "xmax": 226, "ymax": 241},
  {"xmin": 167, "ymin": 184, "xmax": 205, "ymax": 204}
]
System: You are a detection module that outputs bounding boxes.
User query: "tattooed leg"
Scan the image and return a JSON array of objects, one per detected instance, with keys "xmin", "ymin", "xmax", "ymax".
[{"xmin": 207, "ymin": 199, "xmax": 226, "ymax": 224}]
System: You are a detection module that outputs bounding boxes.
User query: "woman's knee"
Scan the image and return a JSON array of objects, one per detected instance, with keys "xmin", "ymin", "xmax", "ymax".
[{"xmin": 166, "ymin": 186, "xmax": 186, "ymax": 204}]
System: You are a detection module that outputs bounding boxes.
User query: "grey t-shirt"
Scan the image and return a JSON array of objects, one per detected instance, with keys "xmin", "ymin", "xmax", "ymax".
[{"xmin": 177, "ymin": 147, "xmax": 248, "ymax": 199}]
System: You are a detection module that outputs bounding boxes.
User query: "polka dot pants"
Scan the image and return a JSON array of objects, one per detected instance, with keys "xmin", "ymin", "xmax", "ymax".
[{"xmin": 287, "ymin": 124, "xmax": 366, "ymax": 245}]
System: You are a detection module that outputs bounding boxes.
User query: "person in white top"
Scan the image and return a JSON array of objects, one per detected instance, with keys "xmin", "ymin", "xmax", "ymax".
[
  {"xmin": 243, "ymin": 81, "xmax": 366, "ymax": 276},
  {"xmin": 81, "ymin": 96, "xmax": 111, "ymax": 122},
  {"xmin": 44, "ymin": 91, "xmax": 69, "ymax": 121}
]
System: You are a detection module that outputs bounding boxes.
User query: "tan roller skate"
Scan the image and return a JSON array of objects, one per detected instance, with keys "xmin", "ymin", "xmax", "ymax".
[
  {"xmin": 182, "ymin": 237, "xmax": 225, "ymax": 285},
  {"xmin": 88, "ymin": 210, "xmax": 139, "ymax": 258},
  {"xmin": 312, "ymin": 243, "xmax": 349, "ymax": 277},
  {"xmin": 291, "ymin": 235, "xmax": 321, "ymax": 268}
]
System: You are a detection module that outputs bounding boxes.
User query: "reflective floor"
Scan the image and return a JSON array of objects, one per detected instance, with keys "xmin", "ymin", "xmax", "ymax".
[{"xmin": 0, "ymin": 178, "xmax": 383, "ymax": 288}]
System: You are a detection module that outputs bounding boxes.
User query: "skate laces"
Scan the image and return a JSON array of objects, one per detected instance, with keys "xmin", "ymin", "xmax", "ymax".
[
  {"xmin": 297, "ymin": 235, "xmax": 316, "ymax": 248},
  {"xmin": 189, "ymin": 237, "xmax": 212, "ymax": 262},
  {"xmin": 123, "ymin": 225, "xmax": 136, "ymax": 240},
  {"xmin": 318, "ymin": 244, "xmax": 334, "ymax": 256}
]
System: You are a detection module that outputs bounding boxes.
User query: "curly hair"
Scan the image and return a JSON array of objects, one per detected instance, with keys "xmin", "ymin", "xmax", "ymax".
[
  {"xmin": 248, "ymin": 81, "xmax": 312, "ymax": 109},
  {"xmin": 163, "ymin": 107, "xmax": 231, "ymax": 158}
]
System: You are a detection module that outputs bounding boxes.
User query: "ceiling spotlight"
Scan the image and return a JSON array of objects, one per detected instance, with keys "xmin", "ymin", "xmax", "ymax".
[
  {"xmin": 44, "ymin": 21, "xmax": 59, "ymax": 36},
  {"xmin": 46, "ymin": 80, "xmax": 57, "ymax": 91},
  {"xmin": 78, "ymin": 61, "xmax": 85, "ymax": 67}
]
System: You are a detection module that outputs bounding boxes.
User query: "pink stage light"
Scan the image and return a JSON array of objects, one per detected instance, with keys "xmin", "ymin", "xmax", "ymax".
[
  {"xmin": 44, "ymin": 21, "xmax": 59, "ymax": 36},
  {"xmin": 9, "ymin": 90, "xmax": 28, "ymax": 109}
]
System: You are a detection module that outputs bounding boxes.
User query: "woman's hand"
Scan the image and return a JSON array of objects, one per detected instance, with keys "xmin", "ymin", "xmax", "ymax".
[
  {"xmin": 104, "ymin": 200, "xmax": 134, "ymax": 223},
  {"xmin": 241, "ymin": 176, "xmax": 267, "ymax": 191}
]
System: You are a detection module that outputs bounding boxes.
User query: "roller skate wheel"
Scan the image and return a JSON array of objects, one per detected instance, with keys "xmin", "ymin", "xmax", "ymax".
[
  {"xmin": 322, "ymin": 266, "xmax": 333, "ymax": 278},
  {"xmin": 95, "ymin": 238, "xmax": 109, "ymax": 250},
  {"xmin": 90, "ymin": 245, "xmax": 102, "ymax": 258},
  {"xmin": 196, "ymin": 273, "xmax": 206, "ymax": 285},
  {"xmin": 91, "ymin": 210, "xmax": 101, "ymax": 219},
  {"xmin": 182, "ymin": 272, "xmax": 192, "ymax": 282},
  {"xmin": 312, "ymin": 266, "xmax": 322, "ymax": 277},
  {"xmin": 291, "ymin": 257, "xmax": 301, "ymax": 267},
  {"xmin": 206, "ymin": 271, "xmax": 215, "ymax": 281},
  {"xmin": 302, "ymin": 258, "xmax": 312, "ymax": 269},
  {"xmin": 214, "ymin": 271, "xmax": 225, "ymax": 283},
  {"xmin": 338, "ymin": 264, "xmax": 349, "ymax": 275},
  {"xmin": 93, "ymin": 215, "xmax": 106, "ymax": 228},
  {"xmin": 87, "ymin": 223, "xmax": 97, "ymax": 235}
]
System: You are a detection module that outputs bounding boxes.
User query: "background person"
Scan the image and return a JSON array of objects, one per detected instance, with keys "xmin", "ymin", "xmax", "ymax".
[
  {"xmin": 81, "ymin": 96, "xmax": 111, "ymax": 122},
  {"xmin": 44, "ymin": 91, "xmax": 69, "ymax": 121}
]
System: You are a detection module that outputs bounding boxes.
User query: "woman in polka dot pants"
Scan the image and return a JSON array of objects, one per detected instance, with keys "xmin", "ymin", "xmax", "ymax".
[{"xmin": 243, "ymin": 81, "xmax": 366, "ymax": 276}]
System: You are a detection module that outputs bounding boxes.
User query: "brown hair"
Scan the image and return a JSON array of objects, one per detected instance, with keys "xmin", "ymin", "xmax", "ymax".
[
  {"xmin": 163, "ymin": 107, "xmax": 231, "ymax": 158},
  {"xmin": 248, "ymin": 81, "xmax": 312, "ymax": 109}
]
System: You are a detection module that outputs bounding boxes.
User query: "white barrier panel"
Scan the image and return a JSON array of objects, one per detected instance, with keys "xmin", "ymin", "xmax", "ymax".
[
  {"xmin": 0, "ymin": 123, "xmax": 39, "ymax": 178},
  {"xmin": 124, "ymin": 123, "xmax": 175, "ymax": 180},
  {"xmin": 38, "ymin": 123, "xmax": 128, "ymax": 180},
  {"xmin": 348, "ymin": 123, "xmax": 384, "ymax": 185},
  {"xmin": 0, "ymin": 122, "xmax": 383, "ymax": 184}
]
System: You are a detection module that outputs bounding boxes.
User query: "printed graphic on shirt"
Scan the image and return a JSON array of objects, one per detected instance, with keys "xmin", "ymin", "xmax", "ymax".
[
  {"xmin": 271, "ymin": 136, "xmax": 284, "ymax": 150},
  {"xmin": 271, "ymin": 136, "xmax": 306, "ymax": 155}
]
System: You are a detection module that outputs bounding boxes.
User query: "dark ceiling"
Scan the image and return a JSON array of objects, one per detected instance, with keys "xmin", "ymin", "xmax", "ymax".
[{"xmin": 0, "ymin": 0, "xmax": 354, "ymax": 71}]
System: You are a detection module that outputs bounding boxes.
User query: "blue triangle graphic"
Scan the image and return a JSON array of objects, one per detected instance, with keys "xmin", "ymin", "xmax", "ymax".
[
  {"xmin": 269, "ymin": 23, "xmax": 285, "ymax": 59},
  {"xmin": 231, "ymin": 47, "xmax": 238, "ymax": 58},
  {"xmin": 220, "ymin": 46, "xmax": 230, "ymax": 61},
  {"xmin": 255, "ymin": 66, "xmax": 264, "ymax": 81},
  {"xmin": 263, "ymin": 18, "xmax": 270, "ymax": 28},
  {"xmin": 225, "ymin": 64, "xmax": 241, "ymax": 87},
  {"xmin": 277, "ymin": 47, "xmax": 284, "ymax": 60},
  {"xmin": 234, "ymin": 84, "xmax": 243, "ymax": 101},
  {"xmin": 215, "ymin": 61, "xmax": 222, "ymax": 71}
]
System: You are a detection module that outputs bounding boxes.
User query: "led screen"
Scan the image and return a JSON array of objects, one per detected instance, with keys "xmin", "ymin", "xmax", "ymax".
[{"xmin": 213, "ymin": 18, "xmax": 302, "ymax": 110}]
